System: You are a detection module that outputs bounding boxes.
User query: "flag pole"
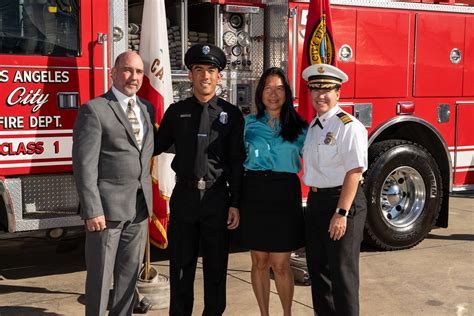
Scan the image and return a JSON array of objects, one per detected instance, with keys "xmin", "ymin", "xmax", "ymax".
[{"xmin": 145, "ymin": 230, "xmax": 151, "ymax": 280}]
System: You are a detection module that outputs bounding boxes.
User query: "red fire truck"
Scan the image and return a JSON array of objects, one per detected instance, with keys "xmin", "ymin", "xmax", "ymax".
[
  {"xmin": 0, "ymin": 0, "xmax": 472, "ymax": 250},
  {"xmin": 289, "ymin": 0, "xmax": 474, "ymax": 249}
]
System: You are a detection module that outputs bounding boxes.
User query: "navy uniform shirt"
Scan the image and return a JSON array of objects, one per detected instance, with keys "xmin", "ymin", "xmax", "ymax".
[{"xmin": 155, "ymin": 95, "xmax": 245, "ymax": 208}]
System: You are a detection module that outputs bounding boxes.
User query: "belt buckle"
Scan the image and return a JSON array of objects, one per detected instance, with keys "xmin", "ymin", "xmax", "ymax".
[{"xmin": 197, "ymin": 178, "xmax": 206, "ymax": 190}]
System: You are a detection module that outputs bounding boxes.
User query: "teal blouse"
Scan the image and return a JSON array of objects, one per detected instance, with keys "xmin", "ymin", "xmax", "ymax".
[{"xmin": 243, "ymin": 112, "xmax": 307, "ymax": 173}]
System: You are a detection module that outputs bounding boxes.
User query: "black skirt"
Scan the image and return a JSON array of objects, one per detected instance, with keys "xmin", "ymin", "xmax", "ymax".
[{"xmin": 240, "ymin": 170, "xmax": 305, "ymax": 252}]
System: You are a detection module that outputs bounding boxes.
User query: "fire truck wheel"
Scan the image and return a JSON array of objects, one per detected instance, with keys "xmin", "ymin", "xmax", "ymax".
[{"xmin": 363, "ymin": 140, "xmax": 443, "ymax": 250}]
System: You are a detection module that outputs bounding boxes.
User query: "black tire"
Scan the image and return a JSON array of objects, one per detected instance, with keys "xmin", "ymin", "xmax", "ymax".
[{"xmin": 364, "ymin": 140, "xmax": 443, "ymax": 250}]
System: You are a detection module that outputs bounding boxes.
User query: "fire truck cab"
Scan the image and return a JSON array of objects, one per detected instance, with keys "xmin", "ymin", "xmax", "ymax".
[{"xmin": 0, "ymin": 0, "xmax": 473, "ymax": 250}]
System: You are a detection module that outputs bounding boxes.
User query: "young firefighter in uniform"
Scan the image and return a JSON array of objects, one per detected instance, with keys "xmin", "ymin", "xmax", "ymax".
[
  {"xmin": 301, "ymin": 64, "xmax": 368, "ymax": 316},
  {"xmin": 154, "ymin": 43, "xmax": 245, "ymax": 316}
]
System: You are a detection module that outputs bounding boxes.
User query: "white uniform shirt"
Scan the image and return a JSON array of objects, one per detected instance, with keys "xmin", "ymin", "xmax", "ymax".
[
  {"xmin": 302, "ymin": 104, "xmax": 368, "ymax": 188},
  {"xmin": 112, "ymin": 85, "xmax": 147, "ymax": 141}
]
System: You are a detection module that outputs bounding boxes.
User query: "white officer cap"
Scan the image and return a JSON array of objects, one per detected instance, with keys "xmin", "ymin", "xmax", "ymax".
[{"xmin": 302, "ymin": 64, "xmax": 348, "ymax": 89}]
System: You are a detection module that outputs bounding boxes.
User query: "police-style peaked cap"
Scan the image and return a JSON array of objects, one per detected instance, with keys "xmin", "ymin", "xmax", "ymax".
[
  {"xmin": 184, "ymin": 43, "xmax": 227, "ymax": 71},
  {"xmin": 302, "ymin": 64, "xmax": 348, "ymax": 89}
]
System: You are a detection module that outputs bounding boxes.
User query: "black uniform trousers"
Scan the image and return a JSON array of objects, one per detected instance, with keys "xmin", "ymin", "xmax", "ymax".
[
  {"xmin": 168, "ymin": 181, "xmax": 231, "ymax": 316},
  {"xmin": 305, "ymin": 185, "xmax": 367, "ymax": 316}
]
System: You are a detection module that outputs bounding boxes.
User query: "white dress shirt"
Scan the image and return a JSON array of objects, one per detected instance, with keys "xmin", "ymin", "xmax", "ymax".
[
  {"xmin": 302, "ymin": 104, "xmax": 368, "ymax": 188},
  {"xmin": 112, "ymin": 85, "xmax": 147, "ymax": 142}
]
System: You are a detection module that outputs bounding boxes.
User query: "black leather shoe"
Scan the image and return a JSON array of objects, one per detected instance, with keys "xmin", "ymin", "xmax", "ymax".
[{"xmin": 133, "ymin": 297, "xmax": 153, "ymax": 314}]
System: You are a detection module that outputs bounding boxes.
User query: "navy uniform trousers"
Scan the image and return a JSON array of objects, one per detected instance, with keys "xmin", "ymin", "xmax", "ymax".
[
  {"xmin": 305, "ymin": 185, "xmax": 367, "ymax": 316},
  {"xmin": 168, "ymin": 181, "xmax": 231, "ymax": 316}
]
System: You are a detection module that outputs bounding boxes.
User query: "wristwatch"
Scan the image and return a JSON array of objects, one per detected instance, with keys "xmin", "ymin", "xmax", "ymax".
[{"xmin": 335, "ymin": 208, "xmax": 349, "ymax": 217}]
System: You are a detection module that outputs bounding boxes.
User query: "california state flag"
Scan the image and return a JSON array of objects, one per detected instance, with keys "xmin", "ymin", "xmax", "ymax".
[
  {"xmin": 298, "ymin": 0, "xmax": 336, "ymax": 122},
  {"xmin": 139, "ymin": 0, "xmax": 175, "ymax": 249}
]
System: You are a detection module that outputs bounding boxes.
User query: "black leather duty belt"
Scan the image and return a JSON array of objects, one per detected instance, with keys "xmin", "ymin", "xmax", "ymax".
[
  {"xmin": 310, "ymin": 186, "xmax": 343, "ymax": 193},
  {"xmin": 176, "ymin": 177, "xmax": 222, "ymax": 190}
]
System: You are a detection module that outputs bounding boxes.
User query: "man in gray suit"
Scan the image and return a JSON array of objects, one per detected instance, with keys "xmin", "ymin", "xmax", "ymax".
[{"xmin": 73, "ymin": 51, "xmax": 155, "ymax": 316}]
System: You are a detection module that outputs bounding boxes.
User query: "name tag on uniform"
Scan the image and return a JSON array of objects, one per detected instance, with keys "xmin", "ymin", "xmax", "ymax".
[
  {"xmin": 197, "ymin": 133, "xmax": 207, "ymax": 137},
  {"xmin": 180, "ymin": 113, "xmax": 192, "ymax": 118}
]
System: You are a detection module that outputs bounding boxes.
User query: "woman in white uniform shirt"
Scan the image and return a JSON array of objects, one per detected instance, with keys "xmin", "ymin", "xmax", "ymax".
[{"xmin": 301, "ymin": 64, "xmax": 368, "ymax": 316}]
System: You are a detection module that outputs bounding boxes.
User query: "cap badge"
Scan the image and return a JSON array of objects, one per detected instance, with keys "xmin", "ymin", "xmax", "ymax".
[
  {"xmin": 202, "ymin": 45, "xmax": 210, "ymax": 55},
  {"xmin": 324, "ymin": 132, "xmax": 336, "ymax": 145},
  {"xmin": 317, "ymin": 66, "xmax": 325, "ymax": 74}
]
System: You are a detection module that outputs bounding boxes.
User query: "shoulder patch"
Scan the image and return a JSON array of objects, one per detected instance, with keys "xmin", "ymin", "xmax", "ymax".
[{"xmin": 336, "ymin": 112, "xmax": 352, "ymax": 125}]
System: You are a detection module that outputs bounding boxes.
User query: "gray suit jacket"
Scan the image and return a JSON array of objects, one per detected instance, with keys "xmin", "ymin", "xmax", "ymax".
[{"xmin": 72, "ymin": 90, "xmax": 155, "ymax": 221}]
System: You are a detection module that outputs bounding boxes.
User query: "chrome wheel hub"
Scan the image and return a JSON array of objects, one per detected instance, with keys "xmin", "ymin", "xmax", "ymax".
[{"xmin": 380, "ymin": 166, "xmax": 426, "ymax": 228}]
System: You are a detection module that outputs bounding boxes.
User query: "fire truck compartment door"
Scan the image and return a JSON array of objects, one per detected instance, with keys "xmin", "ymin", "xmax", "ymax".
[
  {"xmin": 463, "ymin": 16, "xmax": 474, "ymax": 97},
  {"xmin": 414, "ymin": 13, "xmax": 465, "ymax": 97},
  {"xmin": 454, "ymin": 102, "xmax": 474, "ymax": 186},
  {"xmin": 332, "ymin": 6, "xmax": 356, "ymax": 99},
  {"xmin": 354, "ymin": 9, "xmax": 410, "ymax": 99}
]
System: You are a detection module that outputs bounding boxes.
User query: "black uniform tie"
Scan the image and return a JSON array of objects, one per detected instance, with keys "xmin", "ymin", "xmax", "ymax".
[
  {"xmin": 312, "ymin": 117, "xmax": 323, "ymax": 129},
  {"xmin": 194, "ymin": 102, "xmax": 210, "ymax": 179}
]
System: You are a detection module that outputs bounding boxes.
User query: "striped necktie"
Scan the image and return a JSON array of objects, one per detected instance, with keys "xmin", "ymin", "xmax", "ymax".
[{"xmin": 127, "ymin": 99, "xmax": 142, "ymax": 149}]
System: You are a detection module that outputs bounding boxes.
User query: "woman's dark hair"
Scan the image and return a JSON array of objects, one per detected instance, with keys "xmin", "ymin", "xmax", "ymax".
[{"xmin": 255, "ymin": 67, "xmax": 308, "ymax": 142}]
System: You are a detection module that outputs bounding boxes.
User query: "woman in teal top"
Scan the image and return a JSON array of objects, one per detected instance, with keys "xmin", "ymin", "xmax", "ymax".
[
  {"xmin": 244, "ymin": 111, "xmax": 306, "ymax": 173},
  {"xmin": 240, "ymin": 67, "xmax": 307, "ymax": 316}
]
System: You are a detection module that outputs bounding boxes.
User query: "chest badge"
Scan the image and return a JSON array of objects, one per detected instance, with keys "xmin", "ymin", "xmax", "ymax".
[
  {"xmin": 198, "ymin": 178, "xmax": 206, "ymax": 190},
  {"xmin": 324, "ymin": 132, "xmax": 336, "ymax": 145},
  {"xmin": 219, "ymin": 111, "xmax": 228, "ymax": 124}
]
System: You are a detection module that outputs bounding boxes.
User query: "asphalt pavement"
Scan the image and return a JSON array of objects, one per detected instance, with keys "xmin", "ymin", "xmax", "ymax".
[{"xmin": 0, "ymin": 195, "xmax": 472, "ymax": 315}]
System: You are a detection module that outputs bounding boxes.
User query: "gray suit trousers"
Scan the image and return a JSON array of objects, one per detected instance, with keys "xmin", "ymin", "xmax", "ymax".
[{"xmin": 85, "ymin": 192, "xmax": 148, "ymax": 316}]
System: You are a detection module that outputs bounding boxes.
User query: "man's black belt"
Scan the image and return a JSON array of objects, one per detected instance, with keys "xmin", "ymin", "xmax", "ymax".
[{"xmin": 176, "ymin": 177, "xmax": 223, "ymax": 190}]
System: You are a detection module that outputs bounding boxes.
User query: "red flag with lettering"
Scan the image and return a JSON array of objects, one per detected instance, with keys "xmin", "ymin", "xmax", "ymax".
[
  {"xmin": 138, "ymin": 0, "xmax": 175, "ymax": 249},
  {"xmin": 298, "ymin": 0, "xmax": 336, "ymax": 122}
]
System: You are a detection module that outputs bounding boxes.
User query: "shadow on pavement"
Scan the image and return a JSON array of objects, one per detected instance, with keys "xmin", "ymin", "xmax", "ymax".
[
  {"xmin": 0, "ymin": 306, "xmax": 62, "ymax": 315},
  {"xmin": 426, "ymin": 233, "xmax": 474, "ymax": 241},
  {"xmin": 0, "ymin": 284, "xmax": 81, "ymax": 296},
  {"xmin": 0, "ymin": 238, "xmax": 86, "ymax": 280}
]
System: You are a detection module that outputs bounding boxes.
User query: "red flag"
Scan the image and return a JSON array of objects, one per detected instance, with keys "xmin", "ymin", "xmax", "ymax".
[
  {"xmin": 298, "ymin": 0, "xmax": 336, "ymax": 122},
  {"xmin": 139, "ymin": 0, "xmax": 175, "ymax": 249}
]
